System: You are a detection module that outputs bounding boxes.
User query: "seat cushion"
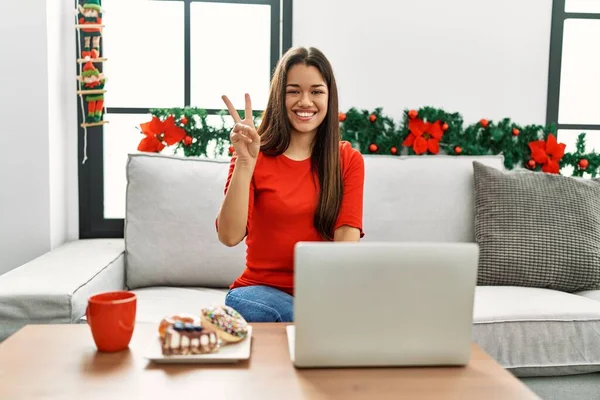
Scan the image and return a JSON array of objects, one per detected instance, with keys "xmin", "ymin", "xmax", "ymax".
[
  {"xmin": 576, "ymin": 290, "xmax": 600, "ymax": 303},
  {"xmin": 473, "ymin": 286, "xmax": 600, "ymax": 377},
  {"xmin": 130, "ymin": 286, "xmax": 228, "ymax": 324}
]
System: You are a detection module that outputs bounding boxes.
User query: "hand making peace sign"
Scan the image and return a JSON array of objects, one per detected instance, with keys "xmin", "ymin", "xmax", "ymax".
[{"xmin": 221, "ymin": 93, "xmax": 261, "ymax": 164}]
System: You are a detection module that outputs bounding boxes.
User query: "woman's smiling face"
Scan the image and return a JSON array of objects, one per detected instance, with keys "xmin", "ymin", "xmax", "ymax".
[{"xmin": 285, "ymin": 64, "xmax": 329, "ymax": 136}]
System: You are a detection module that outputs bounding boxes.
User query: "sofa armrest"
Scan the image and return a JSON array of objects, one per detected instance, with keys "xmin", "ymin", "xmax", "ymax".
[{"xmin": 0, "ymin": 239, "xmax": 125, "ymax": 341}]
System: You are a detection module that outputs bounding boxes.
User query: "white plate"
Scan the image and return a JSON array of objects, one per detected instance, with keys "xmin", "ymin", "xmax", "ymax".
[
  {"xmin": 144, "ymin": 325, "xmax": 252, "ymax": 364},
  {"xmin": 286, "ymin": 325, "xmax": 295, "ymax": 362}
]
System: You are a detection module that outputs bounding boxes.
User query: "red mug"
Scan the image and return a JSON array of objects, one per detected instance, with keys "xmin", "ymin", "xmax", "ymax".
[{"xmin": 86, "ymin": 291, "xmax": 137, "ymax": 352}]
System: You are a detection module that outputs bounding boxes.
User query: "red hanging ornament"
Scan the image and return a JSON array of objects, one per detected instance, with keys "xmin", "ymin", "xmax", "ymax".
[
  {"xmin": 369, "ymin": 114, "xmax": 377, "ymax": 122},
  {"xmin": 338, "ymin": 112, "xmax": 346, "ymax": 122},
  {"xmin": 527, "ymin": 159, "xmax": 536, "ymax": 169},
  {"xmin": 390, "ymin": 146, "xmax": 398, "ymax": 155},
  {"xmin": 579, "ymin": 159, "xmax": 589, "ymax": 170},
  {"xmin": 442, "ymin": 122, "xmax": 449, "ymax": 131},
  {"xmin": 512, "ymin": 128, "xmax": 520, "ymax": 136},
  {"xmin": 454, "ymin": 146, "xmax": 462, "ymax": 154},
  {"xmin": 228, "ymin": 145, "xmax": 235, "ymax": 155},
  {"xmin": 480, "ymin": 119, "xmax": 489, "ymax": 128},
  {"xmin": 183, "ymin": 135, "xmax": 193, "ymax": 146},
  {"xmin": 368, "ymin": 143, "xmax": 378, "ymax": 153},
  {"xmin": 180, "ymin": 116, "xmax": 188, "ymax": 125},
  {"xmin": 408, "ymin": 110, "xmax": 418, "ymax": 119}
]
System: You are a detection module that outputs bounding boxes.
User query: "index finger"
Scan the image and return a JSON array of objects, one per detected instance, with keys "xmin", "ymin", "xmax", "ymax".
[
  {"xmin": 244, "ymin": 93, "xmax": 253, "ymax": 122},
  {"xmin": 221, "ymin": 95, "xmax": 241, "ymax": 123}
]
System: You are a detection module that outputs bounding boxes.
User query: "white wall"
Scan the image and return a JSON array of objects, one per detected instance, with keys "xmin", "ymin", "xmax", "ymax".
[
  {"xmin": 0, "ymin": 0, "xmax": 77, "ymax": 275},
  {"xmin": 0, "ymin": 1, "xmax": 51, "ymax": 274},
  {"xmin": 0, "ymin": 0, "xmax": 555, "ymax": 273},
  {"xmin": 293, "ymin": 0, "xmax": 552, "ymax": 125},
  {"xmin": 47, "ymin": 0, "xmax": 79, "ymax": 248}
]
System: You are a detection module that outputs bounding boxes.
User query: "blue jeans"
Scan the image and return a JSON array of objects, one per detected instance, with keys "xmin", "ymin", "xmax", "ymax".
[{"xmin": 225, "ymin": 285, "xmax": 294, "ymax": 323}]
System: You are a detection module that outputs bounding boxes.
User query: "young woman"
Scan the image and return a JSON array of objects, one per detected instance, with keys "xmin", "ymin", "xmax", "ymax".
[{"xmin": 216, "ymin": 47, "xmax": 365, "ymax": 323}]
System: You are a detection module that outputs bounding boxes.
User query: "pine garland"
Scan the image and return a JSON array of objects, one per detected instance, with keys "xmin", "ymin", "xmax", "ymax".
[{"xmin": 138, "ymin": 106, "xmax": 600, "ymax": 177}]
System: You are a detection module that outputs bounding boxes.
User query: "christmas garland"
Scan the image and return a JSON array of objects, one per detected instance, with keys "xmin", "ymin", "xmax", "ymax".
[{"xmin": 137, "ymin": 106, "xmax": 600, "ymax": 177}]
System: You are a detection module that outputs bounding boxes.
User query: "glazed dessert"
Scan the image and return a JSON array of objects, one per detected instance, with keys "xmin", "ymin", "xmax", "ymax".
[
  {"xmin": 161, "ymin": 322, "xmax": 219, "ymax": 355},
  {"xmin": 200, "ymin": 305, "xmax": 249, "ymax": 344},
  {"xmin": 158, "ymin": 314, "xmax": 201, "ymax": 339}
]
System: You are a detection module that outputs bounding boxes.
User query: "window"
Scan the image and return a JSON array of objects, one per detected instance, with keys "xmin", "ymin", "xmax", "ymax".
[
  {"xmin": 78, "ymin": 0, "xmax": 293, "ymax": 238},
  {"xmin": 547, "ymin": 0, "xmax": 600, "ymax": 165}
]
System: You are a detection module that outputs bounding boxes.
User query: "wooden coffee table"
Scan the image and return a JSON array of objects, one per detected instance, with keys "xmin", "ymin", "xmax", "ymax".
[{"xmin": 0, "ymin": 323, "xmax": 539, "ymax": 399}]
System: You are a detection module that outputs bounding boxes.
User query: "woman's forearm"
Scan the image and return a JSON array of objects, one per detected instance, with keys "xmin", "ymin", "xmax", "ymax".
[
  {"xmin": 333, "ymin": 226, "xmax": 361, "ymax": 242},
  {"xmin": 217, "ymin": 163, "xmax": 254, "ymax": 247}
]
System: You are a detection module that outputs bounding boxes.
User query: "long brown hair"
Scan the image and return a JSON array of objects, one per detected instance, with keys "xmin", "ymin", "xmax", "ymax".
[{"xmin": 258, "ymin": 47, "xmax": 342, "ymax": 241}]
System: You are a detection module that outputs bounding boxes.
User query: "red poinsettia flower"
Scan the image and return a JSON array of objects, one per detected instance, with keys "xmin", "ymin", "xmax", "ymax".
[
  {"xmin": 138, "ymin": 115, "xmax": 186, "ymax": 152},
  {"xmin": 528, "ymin": 133, "xmax": 566, "ymax": 174},
  {"xmin": 402, "ymin": 119, "xmax": 444, "ymax": 155},
  {"xmin": 138, "ymin": 134, "xmax": 165, "ymax": 152}
]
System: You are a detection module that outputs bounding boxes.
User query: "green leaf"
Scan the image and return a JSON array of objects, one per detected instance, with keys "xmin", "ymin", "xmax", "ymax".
[{"xmin": 490, "ymin": 127, "xmax": 505, "ymax": 142}]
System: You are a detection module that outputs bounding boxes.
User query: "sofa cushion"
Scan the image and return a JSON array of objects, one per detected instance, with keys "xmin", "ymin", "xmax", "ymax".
[
  {"xmin": 521, "ymin": 373, "xmax": 600, "ymax": 400},
  {"xmin": 125, "ymin": 153, "xmax": 246, "ymax": 289},
  {"xmin": 576, "ymin": 290, "xmax": 600, "ymax": 303},
  {"xmin": 362, "ymin": 155, "xmax": 505, "ymax": 242},
  {"xmin": 126, "ymin": 153, "xmax": 505, "ymax": 289},
  {"xmin": 473, "ymin": 161, "xmax": 600, "ymax": 292},
  {"xmin": 0, "ymin": 239, "xmax": 125, "ymax": 341},
  {"xmin": 129, "ymin": 286, "xmax": 228, "ymax": 323},
  {"xmin": 473, "ymin": 286, "xmax": 600, "ymax": 377}
]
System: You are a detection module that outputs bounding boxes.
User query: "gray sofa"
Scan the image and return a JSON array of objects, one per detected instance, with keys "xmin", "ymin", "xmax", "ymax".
[{"xmin": 1, "ymin": 153, "xmax": 599, "ymax": 399}]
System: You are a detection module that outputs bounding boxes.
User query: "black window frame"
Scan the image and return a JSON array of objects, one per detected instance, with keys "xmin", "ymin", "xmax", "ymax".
[
  {"xmin": 77, "ymin": 0, "xmax": 293, "ymax": 239},
  {"xmin": 547, "ymin": 0, "xmax": 600, "ymax": 130}
]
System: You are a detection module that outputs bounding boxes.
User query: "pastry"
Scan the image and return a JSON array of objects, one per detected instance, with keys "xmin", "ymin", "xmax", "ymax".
[
  {"xmin": 158, "ymin": 314, "xmax": 200, "ymax": 339},
  {"xmin": 161, "ymin": 322, "xmax": 219, "ymax": 355},
  {"xmin": 200, "ymin": 305, "xmax": 249, "ymax": 344}
]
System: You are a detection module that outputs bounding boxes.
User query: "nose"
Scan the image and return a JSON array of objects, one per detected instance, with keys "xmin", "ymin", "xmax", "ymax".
[{"xmin": 298, "ymin": 92, "xmax": 313, "ymax": 107}]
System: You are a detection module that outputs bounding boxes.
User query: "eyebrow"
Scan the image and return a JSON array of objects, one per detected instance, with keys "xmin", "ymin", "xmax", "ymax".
[{"xmin": 286, "ymin": 84, "xmax": 326, "ymax": 88}]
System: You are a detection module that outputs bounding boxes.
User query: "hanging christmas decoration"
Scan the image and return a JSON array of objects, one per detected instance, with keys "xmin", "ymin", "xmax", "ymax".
[
  {"xmin": 77, "ymin": 0, "xmax": 103, "ymax": 60},
  {"xmin": 137, "ymin": 106, "xmax": 600, "ymax": 177},
  {"xmin": 75, "ymin": 0, "xmax": 108, "ymax": 164},
  {"xmin": 79, "ymin": 62, "xmax": 105, "ymax": 123}
]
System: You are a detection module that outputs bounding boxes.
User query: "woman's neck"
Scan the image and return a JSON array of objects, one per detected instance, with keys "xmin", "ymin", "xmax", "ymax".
[{"xmin": 284, "ymin": 129, "xmax": 316, "ymax": 161}]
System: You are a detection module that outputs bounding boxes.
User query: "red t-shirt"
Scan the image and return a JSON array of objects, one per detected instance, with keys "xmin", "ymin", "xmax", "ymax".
[{"xmin": 219, "ymin": 140, "xmax": 365, "ymax": 295}]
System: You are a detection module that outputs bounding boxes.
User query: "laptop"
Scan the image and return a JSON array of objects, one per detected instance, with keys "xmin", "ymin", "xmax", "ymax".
[{"xmin": 287, "ymin": 242, "xmax": 479, "ymax": 368}]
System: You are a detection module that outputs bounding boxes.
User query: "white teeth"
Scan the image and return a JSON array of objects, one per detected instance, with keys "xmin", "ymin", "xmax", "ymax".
[{"xmin": 295, "ymin": 111, "xmax": 315, "ymax": 118}]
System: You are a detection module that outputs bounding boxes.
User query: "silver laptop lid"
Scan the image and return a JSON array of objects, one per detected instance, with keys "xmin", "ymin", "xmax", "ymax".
[{"xmin": 292, "ymin": 242, "xmax": 479, "ymax": 368}]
